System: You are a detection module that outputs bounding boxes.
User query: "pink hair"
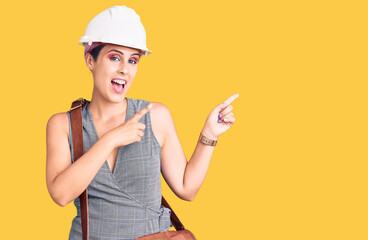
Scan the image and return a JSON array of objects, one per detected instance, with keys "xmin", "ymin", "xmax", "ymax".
[
  {"xmin": 84, "ymin": 42, "xmax": 103, "ymax": 59},
  {"xmin": 84, "ymin": 42, "xmax": 145, "ymax": 59}
]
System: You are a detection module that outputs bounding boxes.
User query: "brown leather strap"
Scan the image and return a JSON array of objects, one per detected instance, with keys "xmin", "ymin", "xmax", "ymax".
[
  {"xmin": 70, "ymin": 98, "xmax": 89, "ymax": 240},
  {"xmin": 161, "ymin": 196, "xmax": 185, "ymax": 231},
  {"xmin": 69, "ymin": 98, "xmax": 186, "ymax": 238}
]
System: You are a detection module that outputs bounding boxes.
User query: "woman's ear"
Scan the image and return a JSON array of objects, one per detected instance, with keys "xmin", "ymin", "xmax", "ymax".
[{"xmin": 85, "ymin": 53, "xmax": 95, "ymax": 71}]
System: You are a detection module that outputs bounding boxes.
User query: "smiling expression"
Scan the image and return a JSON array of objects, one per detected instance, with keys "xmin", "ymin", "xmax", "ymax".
[{"xmin": 86, "ymin": 44, "xmax": 141, "ymax": 102}]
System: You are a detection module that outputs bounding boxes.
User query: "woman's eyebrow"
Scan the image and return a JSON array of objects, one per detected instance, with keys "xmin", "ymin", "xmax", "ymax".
[{"xmin": 107, "ymin": 49, "xmax": 140, "ymax": 57}]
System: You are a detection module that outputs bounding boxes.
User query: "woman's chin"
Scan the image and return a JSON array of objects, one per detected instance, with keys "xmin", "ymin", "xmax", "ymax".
[{"xmin": 109, "ymin": 94, "xmax": 126, "ymax": 103}]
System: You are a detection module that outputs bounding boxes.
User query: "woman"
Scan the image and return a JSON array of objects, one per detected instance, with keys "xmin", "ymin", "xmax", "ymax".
[{"xmin": 46, "ymin": 5, "xmax": 238, "ymax": 239}]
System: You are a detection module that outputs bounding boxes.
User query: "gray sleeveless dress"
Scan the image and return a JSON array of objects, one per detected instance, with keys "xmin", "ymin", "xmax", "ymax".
[{"xmin": 67, "ymin": 98, "xmax": 171, "ymax": 240}]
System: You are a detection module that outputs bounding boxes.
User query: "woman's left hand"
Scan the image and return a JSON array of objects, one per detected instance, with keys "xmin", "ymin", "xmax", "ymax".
[{"xmin": 201, "ymin": 93, "xmax": 239, "ymax": 140}]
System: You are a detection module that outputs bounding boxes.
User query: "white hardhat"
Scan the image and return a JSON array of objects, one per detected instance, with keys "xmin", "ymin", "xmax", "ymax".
[{"xmin": 79, "ymin": 5, "xmax": 151, "ymax": 56}]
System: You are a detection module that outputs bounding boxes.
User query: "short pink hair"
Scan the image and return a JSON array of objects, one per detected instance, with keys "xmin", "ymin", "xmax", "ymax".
[
  {"xmin": 84, "ymin": 42, "xmax": 103, "ymax": 59},
  {"xmin": 84, "ymin": 42, "xmax": 144, "ymax": 59}
]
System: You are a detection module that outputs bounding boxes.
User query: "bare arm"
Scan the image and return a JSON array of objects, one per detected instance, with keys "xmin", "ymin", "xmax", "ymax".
[
  {"xmin": 46, "ymin": 112, "xmax": 115, "ymax": 206},
  {"xmin": 153, "ymin": 94, "xmax": 239, "ymax": 201},
  {"xmin": 46, "ymin": 105, "xmax": 152, "ymax": 206}
]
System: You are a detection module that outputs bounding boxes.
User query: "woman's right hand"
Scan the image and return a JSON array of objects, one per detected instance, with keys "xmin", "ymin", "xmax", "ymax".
[{"xmin": 109, "ymin": 103, "xmax": 152, "ymax": 147}]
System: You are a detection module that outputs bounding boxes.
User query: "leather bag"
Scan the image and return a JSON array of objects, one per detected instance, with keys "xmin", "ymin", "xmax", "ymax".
[{"xmin": 69, "ymin": 98, "xmax": 197, "ymax": 240}]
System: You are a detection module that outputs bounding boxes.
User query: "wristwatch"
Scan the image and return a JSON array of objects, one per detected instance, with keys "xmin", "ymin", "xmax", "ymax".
[{"xmin": 199, "ymin": 133, "xmax": 217, "ymax": 146}]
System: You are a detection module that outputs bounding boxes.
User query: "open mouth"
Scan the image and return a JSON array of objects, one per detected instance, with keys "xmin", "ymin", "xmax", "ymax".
[{"xmin": 111, "ymin": 79, "xmax": 126, "ymax": 93}]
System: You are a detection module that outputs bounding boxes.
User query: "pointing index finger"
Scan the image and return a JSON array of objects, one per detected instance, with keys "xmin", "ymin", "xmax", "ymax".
[
  {"xmin": 223, "ymin": 93, "xmax": 239, "ymax": 106},
  {"xmin": 131, "ymin": 103, "xmax": 152, "ymax": 122}
]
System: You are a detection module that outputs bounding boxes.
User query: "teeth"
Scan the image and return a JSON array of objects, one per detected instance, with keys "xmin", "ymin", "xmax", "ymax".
[{"xmin": 112, "ymin": 79, "xmax": 126, "ymax": 85}]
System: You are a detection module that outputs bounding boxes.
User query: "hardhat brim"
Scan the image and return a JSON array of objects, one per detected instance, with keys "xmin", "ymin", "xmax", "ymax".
[{"xmin": 79, "ymin": 39, "xmax": 152, "ymax": 56}]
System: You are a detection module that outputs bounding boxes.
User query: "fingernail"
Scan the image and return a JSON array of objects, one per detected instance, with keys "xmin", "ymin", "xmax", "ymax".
[
  {"xmin": 218, "ymin": 119, "xmax": 222, "ymax": 123},
  {"xmin": 148, "ymin": 104, "xmax": 152, "ymax": 109},
  {"xmin": 224, "ymin": 118, "xmax": 227, "ymax": 122},
  {"xmin": 218, "ymin": 113, "xmax": 223, "ymax": 118}
]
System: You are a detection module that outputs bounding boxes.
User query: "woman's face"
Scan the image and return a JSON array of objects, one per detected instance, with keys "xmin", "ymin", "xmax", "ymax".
[{"xmin": 87, "ymin": 44, "xmax": 141, "ymax": 103}]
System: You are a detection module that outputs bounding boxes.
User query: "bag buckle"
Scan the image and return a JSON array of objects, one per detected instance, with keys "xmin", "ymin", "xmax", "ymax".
[{"xmin": 70, "ymin": 98, "xmax": 86, "ymax": 111}]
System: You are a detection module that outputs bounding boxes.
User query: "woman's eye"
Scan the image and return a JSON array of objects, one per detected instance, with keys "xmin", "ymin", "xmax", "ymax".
[
  {"xmin": 110, "ymin": 56, "xmax": 120, "ymax": 61},
  {"xmin": 129, "ymin": 59, "xmax": 137, "ymax": 64}
]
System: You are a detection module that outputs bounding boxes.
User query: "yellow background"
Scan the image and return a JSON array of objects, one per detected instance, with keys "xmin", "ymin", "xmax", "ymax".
[{"xmin": 0, "ymin": 0, "xmax": 367, "ymax": 239}]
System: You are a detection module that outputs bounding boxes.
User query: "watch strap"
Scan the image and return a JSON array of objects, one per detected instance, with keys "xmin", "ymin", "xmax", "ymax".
[{"xmin": 199, "ymin": 133, "xmax": 217, "ymax": 146}]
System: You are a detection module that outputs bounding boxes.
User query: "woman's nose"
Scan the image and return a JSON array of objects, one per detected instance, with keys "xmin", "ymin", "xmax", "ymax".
[{"xmin": 120, "ymin": 63, "xmax": 128, "ymax": 74}]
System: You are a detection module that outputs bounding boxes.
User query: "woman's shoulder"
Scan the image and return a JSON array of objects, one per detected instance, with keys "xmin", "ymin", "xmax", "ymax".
[
  {"xmin": 127, "ymin": 98, "xmax": 173, "ymax": 128},
  {"xmin": 146, "ymin": 100, "xmax": 171, "ymax": 118},
  {"xmin": 151, "ymin": 101, "xmax": 170, "ymax": 112},
  {"xmin": 46, "ymin": 112, "xmax": 70, "ymax": 137},
  {"xmin": 128, "ymin": 98, "xmax": 171, "ymax": 114},
  {"xmin": 150, "ymin": 101, "xmax": 174, "ymax": 129},
  {"xmin": 145, "ymin": 101, "xmax": 173, "ymax": 148}
]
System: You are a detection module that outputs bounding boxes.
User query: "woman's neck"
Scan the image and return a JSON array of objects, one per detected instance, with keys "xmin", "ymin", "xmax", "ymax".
[{"xmin": 89, "ymin": 92, "xmax": 128, "ymax": 122}]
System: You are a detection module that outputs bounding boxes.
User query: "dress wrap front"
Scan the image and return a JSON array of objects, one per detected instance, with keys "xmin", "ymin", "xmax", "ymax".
[{"xmin": 67, "ymin": 98, "xmax": 171, "ymax": 240}]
